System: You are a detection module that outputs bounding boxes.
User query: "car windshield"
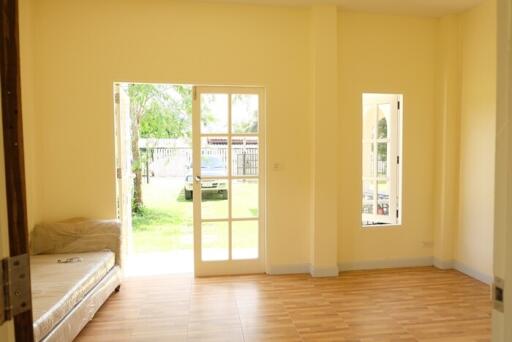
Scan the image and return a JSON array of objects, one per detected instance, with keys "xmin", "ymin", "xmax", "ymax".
[{"xmin": 202, "ymin": 156, "xmax": 224, "ymax": 169}]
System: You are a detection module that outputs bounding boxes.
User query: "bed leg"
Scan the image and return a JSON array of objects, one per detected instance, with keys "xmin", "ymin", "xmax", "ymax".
[{"xmin": 114, "ymin": 285, "xmax": 121, "ymax": 293}]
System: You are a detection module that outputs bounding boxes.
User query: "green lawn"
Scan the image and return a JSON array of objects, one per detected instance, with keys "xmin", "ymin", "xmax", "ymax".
[{"xmin": 132, "ymin": 177, "xmax": 258, "ymax": 255}]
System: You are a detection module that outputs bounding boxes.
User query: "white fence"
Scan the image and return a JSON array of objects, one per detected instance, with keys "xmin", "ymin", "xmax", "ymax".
[{"xmin": 141, "ymin": 147, "xmax": 258, "ymax": 178}]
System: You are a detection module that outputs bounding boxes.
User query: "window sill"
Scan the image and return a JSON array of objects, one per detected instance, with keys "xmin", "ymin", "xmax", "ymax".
[{"xmin": 362, "ymin": 223, "xmax": 402, "ymax": 229}]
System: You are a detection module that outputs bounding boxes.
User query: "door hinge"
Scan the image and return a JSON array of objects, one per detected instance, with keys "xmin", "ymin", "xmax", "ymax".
[
  {"xmin": 396, "ymin": 209, "xmax": 399, "ymax": 218},
  {"xmin": 397, "ymin": 156, "xmax": 400, "ymax": 164},
  {"xmin": 193, "ymin": 87, "xmax": 197, "ymax": 101},
  {"xmin": 114, "ymin": 92, "xmax": 120, "ymax": 104},
  {"xmin": 397, "ymin": 101, "xmax": 401, "ymax": 110},
  {"xmin": 116, "ymin": 167, "xmax": 122, "ymax": 179},
  {"xmin": 493, "ymin": 277, "xmax": 504, "ymax": 312},
  {"xmin": 0, "ymin": 254, "xmax": 31, "ymax": 325}
]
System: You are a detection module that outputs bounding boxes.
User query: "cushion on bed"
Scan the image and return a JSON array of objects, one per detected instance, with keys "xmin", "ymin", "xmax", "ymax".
[
  {"xmin": 31, "ymin": 219, "xmax": 123, "ymax": 266},
  {"xmin": 31, "ymin": 251, "xmax": 115, "ymax": 342}
]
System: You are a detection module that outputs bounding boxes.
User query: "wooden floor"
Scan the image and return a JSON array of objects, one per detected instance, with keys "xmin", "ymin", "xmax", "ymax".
[{"xmin": 76, "ymin": 267, "xmax": 491, "ymax": 342}]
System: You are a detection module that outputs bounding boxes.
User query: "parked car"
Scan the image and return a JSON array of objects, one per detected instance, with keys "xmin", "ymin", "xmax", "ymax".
[{"xmin": 184, "ymin": 155, "xmax": 228, "ymax": 200}]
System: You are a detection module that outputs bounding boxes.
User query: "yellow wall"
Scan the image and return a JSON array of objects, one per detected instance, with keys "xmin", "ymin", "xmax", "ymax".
[
  {"xmin": 31, "ymin": 0, "xmax": 312, "ymax": 268},
  {"xmin": 24, "ymin": 0, "xmax": 497, "ymax": 275},
  {"xmin": 310, "ymin": 5, "xmax": 339, "ymax": 275},
  {"xmin": 20, "ymin": 0, "xmax": 41, "ymax": 231},
  {"xmin": 457, "ymin": 0, "xmax": 496, "ymax": 279},
  {"xmin": 338, "ymin": 11, "xmax": 437, "ymax": 268},
  {"xmin": 433, "ymin": 15, "xmax": 461, "ymax": 269}
]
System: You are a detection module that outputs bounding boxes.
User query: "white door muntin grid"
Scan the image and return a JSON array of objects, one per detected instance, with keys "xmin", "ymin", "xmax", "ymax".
[{"xmin": 192, "ymin": 86, "xmax": 266, "ymax": 276}]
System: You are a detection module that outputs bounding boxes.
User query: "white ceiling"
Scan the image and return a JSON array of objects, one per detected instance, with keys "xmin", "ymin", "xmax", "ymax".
[{"xmin": 198, "ymin": 0, "xmax": 485, "ymax": 17}]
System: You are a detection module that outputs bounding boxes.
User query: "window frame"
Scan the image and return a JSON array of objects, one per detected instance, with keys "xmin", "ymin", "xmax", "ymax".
[{"xmin": 361, "ymin": 93, "xmax": 403, "ymax": 228}]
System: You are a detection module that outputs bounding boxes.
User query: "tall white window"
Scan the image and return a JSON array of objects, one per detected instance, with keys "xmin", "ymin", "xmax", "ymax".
[{"xmin": 362, "ymin": 93, "xmax": 402, "ymax": 226}]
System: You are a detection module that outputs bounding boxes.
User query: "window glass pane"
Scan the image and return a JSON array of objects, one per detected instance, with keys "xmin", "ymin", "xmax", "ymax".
[
  {"xmin": 232, "ymin": 179, "xmax": 258, "ymax": 218},
  {"xmin": 363, "ymin": 104, "xmax": 377, "ymax": 140},
  {"xmin": 201, "ymin": 137, "xmax": 227, "ymax": 177},
  {"xmin": 362, "ymin": 143, "xmax": 375, "ymax": 177},
  {"xmin": 362, "ymin": 93, "xmax": 402, "ymax": 226},
  {"xmin": 362, "ymin": 181, "xmax": 375, "ymax": 215},
  {"xmin": 377, "ymin": 104, "xmax": 390, "ymax": 139},
  {"xmin": 201, "ymin": 93, "xmax": 228, "ymax": 134},
  {"xmin": 232, "ymin": 94, "xmax": 258, "ymax": 133},
  {"xmin": 232, "ymin": 137, "xmax": 258, "ymax": 176},
  {"xmin": 232, "ymin": 221, "xmax": 259, "ymax": 260},
  {"xmin": 377, "ymin": 181, "xmax": 390, "ymax": 216},
  {"xmin": 201, "ymin": 222, "xmax": 229, "ymax": 261},
  {"xmin": 377, "ymin": 143, "xmax": 388, "ymax": 177}
]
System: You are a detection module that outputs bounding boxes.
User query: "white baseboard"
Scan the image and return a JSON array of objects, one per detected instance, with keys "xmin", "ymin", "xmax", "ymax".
[
  {"xmin": 267, "ymin": 259, "xmax": 492, "ymax": 285},
  {"xmin": 310, "ymin": 265, "xmax": 339, "ymax": 277},
  {"xmin": 267, "ymin": 263, "xmax": 339, "ymax": 277},
  {"xmin": 432, "ymin": 258, "xmax": 454, "ymax": 270},
  {"xmin": 338, "ymin": 257, "xmax": 434, "ymax": 271},
  {"xmin": 266, "ymin": 263, "xmax": 310, "ymax": 275},
  {"xmin": 453, "ymin": 261, "xmax": 493, "ymax": 285},
  {"xmin": 432, "ymin": 258, "xmax": 492, "ymax": 285}
]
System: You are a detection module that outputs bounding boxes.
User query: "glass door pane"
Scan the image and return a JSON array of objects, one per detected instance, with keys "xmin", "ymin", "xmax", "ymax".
[
  {"xmin": 232, "ymin": 94, "xmax": 259, "ymax": 133},
  {"xmin": 193, "ymin": 87, "xmax": 265, "ymax": 276},
  {"xmin": 232, "ymin": 179, "xmax": 258, "ymax": 218},
  {"xmin": 200, "ymin": 94, "xmax": 228, "ymax": 134},
  {"xmin": 232, "ymin": 221, "xmax": 258, "ymax": 260}
]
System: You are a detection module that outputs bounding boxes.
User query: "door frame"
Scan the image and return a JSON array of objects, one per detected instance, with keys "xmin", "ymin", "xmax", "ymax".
[
  {"xmin": 192, "ymin": 85, "xmax": 267, "ymax": 276},
  {"xmin": 0, "ymin": 0, "xmax": 34, "ymax": 340},
  {"xmin": 114, "ymin": 83, "xmax": 269, "ymax": 277},
  {"xmin": 495, "ymin": 0, "xmax": 512, "ymax": 340}
]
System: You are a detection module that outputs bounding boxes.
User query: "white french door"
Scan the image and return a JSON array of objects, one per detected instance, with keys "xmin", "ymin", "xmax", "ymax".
[
  {"xmin": 114, "ymin": 84, "xmax": 133, "ymax": 262},
  {"xmin": 192, "ymin": 86, "xmax": 266, "ymax": 276}
]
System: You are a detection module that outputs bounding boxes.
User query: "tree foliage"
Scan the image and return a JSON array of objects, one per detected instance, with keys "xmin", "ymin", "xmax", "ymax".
[
  {"xmin": 139, "ymin": 85, "xmax": 192, "ymax": 139},
  {"xmin": 377, "ymin": 116, "xmax": 388, "ymax": 160},
  {"xmin": 127, "ymin": 84, "xmax": 192, "ymax": 214},
  {"xmin": 231, "ymin": 94, "xmax": 258, "ymax": 133}
]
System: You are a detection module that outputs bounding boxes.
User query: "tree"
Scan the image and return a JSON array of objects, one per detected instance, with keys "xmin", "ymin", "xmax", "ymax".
[
  {"xmin": 377, "ymin": 116, "xmax": 388, "ymax": 168},
  {"xmin": 231, "ymin": 94, "xmax": 258, "ymax": 133},
  {"xmin": 128, "ymin": 84, "xmax": 192, "ymax": 214},
  {"xmin": 139, "ymin": 84, "xmax": 192, "ymax": 139}
]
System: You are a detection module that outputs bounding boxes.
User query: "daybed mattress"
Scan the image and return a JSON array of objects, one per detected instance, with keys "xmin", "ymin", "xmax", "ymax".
[
  {"xmin": 31, "ymin": 251, "xmax": 115, "ymax": 341},
  {"xmin": 42, "ymin": 267, "xmax": 121, "ymax": 342}
]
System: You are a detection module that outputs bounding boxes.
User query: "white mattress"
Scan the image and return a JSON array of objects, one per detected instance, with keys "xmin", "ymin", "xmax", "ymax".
[
  {"xmin": 42, "ymin": 267, "xmax": 121, "ymax": 342},
  {"xmin": 31, "ymin": 251, "xmax": 115, "ymax": 342}
]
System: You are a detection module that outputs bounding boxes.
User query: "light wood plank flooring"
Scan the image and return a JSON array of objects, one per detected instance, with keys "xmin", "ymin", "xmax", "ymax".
[{"xmin": 76, "ymin": 267, "xmax": 491, "ymax": 342}]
